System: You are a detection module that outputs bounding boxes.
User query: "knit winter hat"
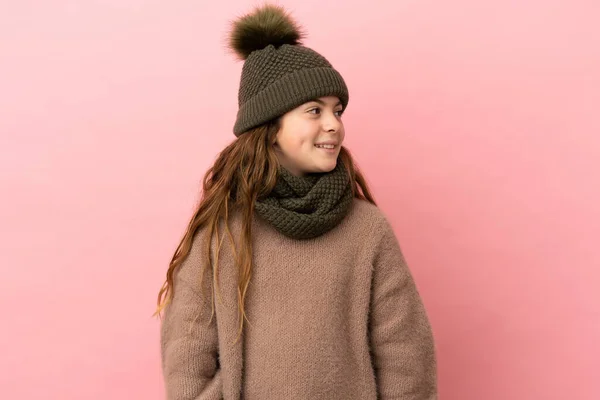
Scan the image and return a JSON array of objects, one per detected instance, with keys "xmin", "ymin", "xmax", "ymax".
[{"xmin": 228, "ymin": 4, "xmax": 349, "ymax": 136}]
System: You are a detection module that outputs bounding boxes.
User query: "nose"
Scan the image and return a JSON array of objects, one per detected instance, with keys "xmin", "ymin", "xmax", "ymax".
[{"xmin": 322, "ymin": 110, "xmax": 342, "ymax": 132}]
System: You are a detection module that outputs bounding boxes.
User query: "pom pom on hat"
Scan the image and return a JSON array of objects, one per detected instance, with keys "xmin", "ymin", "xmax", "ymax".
[{"xmin": 228, "ymin": 3, "xmax": 306, "ymax": 60}]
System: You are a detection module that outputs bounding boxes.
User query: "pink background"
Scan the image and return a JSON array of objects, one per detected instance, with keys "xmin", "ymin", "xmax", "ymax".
[{"xmin": 1, "ymin": 1, "xmax": 598, "ymax": 399}]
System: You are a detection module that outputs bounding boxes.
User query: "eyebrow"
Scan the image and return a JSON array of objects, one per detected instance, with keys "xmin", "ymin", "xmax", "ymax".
[{"xmin": 309, "ymin": 99, "xmax": 343, "ymax": 107}]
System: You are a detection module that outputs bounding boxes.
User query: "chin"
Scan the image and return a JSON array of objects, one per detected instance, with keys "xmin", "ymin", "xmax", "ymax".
[
  {"xmin": 314, "ymin": 161, "xmax": 337, "ymax": 173},
  {"xmin": 295, "ymin": 157, "xmax": 338, "ymax": 175}
]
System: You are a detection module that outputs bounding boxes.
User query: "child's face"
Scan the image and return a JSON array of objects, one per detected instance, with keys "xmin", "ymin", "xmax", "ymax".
[{"xmin": 274, "ymin": 96, "xmax": 345, "ymax": 177}]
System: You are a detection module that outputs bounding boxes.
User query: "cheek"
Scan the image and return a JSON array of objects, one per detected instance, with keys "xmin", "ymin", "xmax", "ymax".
[
  {"xmin": 294, "ymin": 138, "xmax": 313, "ymax": 153},
  {"xmin": 277, "ymin": 119, "xmax": 319, "ymax": 152},
  {"xmin": 285, "ymin": 132, "xmax": 314, "ymax": 151},
  {"xmin": 279, "ymin": 136, "xmax": 304, "ymax": 154}
]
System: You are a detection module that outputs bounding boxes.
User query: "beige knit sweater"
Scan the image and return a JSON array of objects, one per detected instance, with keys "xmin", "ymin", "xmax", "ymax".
[{"xmin": 160, "ymin": 198, "xmax": 437, "ymax": 399}]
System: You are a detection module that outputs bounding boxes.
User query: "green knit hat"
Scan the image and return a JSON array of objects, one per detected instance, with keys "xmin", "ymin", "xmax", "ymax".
[{"xmin": 228, "ymin": 4, "xmax": 349, "ymax": 136}]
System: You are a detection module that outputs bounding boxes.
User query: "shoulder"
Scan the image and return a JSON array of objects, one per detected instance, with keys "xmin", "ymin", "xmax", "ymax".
[
  {"xmin": 348, "ymin": 198, "xmax": 394, "ymax": 234},
  {"xmin": 349, "ymin": 198, "xmax": 402, "ymax": 258}
]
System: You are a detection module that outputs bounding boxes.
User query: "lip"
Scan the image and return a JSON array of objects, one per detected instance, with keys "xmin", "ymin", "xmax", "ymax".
[
  {"xmin": 315, "ymin": 141, "xmax": 338, "ymax": 146},
  {"xmin": 314, "ymin": 144, "xmax": 337, "ymax": 154}
]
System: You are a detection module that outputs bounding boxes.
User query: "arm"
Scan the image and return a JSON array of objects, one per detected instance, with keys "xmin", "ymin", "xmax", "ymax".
[
  {"xmin": 160, "ymin": 232, "xmax": 222, "ymax": 400},
  {"xmin": 369, "ymin": 216, "xmax": 438, "ymax": 399}
]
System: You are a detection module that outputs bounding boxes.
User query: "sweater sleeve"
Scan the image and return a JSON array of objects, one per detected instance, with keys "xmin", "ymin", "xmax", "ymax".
[
  {"xmin": 369, "ymin": 215, "xmax": 438, "ymax": 399},
  {"xmin": 160, "ymin": 232, "xmax": 222, "ymax": 400}
]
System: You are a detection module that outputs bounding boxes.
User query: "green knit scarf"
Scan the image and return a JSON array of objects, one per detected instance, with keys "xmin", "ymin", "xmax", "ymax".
[{"xmin": 254, "ymin": 158, "xmax": 354, "ymax": 240}]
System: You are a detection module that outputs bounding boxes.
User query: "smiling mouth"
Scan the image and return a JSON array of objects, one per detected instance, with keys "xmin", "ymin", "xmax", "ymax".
[{"xmin": 314, "ymin": 146, "xmax": 337, "ymax": 154}]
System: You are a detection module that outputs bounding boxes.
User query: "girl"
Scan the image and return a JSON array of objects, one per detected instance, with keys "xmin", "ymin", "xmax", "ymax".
[{"xmin": 156, "ymin": 4, "xmax": 437, "ymax": 399}]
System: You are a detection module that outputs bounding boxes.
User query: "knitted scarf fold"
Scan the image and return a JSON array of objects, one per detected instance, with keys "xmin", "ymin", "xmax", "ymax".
[{"xmin": 254, "ymin": 158, "xmax": 354, "ymax": 240}]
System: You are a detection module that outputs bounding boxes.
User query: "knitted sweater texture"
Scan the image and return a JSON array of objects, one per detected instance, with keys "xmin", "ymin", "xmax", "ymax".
[{"xmin": 160, "ymin": 198, "xmax": 438, "ymax": 399}]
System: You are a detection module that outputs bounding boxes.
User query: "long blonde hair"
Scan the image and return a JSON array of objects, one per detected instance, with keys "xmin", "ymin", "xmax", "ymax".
[{"xmin": 154, "ymin": 118, "xmax": 377, "ymax": 341}]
